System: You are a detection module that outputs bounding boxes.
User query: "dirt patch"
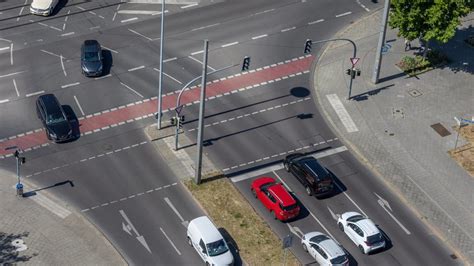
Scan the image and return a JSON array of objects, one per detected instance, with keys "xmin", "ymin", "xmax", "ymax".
[
  {"xmin": 448, "ymin": 124, "xmax": 474, "ymax": 177},
  {"xmin": 184, "ymin": 177, "xmax": 299, "ymax": 266}
]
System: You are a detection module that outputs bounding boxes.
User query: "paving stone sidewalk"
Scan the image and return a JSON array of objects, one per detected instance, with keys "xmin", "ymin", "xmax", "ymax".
[
  {"xmin": 0, "ymin": 169, "xmax": 125, "ymax": 265},
  {"xmin": 313, "ymin": 10, "xmax": 474, "ymax": 264}
]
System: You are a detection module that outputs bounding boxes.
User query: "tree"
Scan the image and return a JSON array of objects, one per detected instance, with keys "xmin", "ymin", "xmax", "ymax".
[{"xmin": 389, "ymin": 0, "xmax": 471, "ymax": 57}]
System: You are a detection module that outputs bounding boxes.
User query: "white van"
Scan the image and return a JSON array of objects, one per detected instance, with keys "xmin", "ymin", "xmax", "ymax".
[
  {"xmin": 30, "ymin": 0, "xmax": 58, "ymax": 16},
  {"xmin": 187, "ymin": 216, "xmax": 234, "ymax": 266}
]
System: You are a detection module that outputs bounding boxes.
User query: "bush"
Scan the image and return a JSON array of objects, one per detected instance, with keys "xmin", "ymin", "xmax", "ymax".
[{"xmin": 397, "ymin": 50, "xmax": 448, "ymax": 75}]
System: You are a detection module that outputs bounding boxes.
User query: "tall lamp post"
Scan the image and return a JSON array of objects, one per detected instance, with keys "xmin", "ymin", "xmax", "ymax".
[
  {"xmin": 5, "ymin": 146, "xmax": 26, "ymax": 196},
  {"xmin": 157, "ymin": 0, "xmax": 165, "ymax": 129}
]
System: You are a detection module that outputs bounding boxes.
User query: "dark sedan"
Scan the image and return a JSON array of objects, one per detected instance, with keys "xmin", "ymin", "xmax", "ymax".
[
  {"xmin": 81, "ymin": 40, "xmax": 103, "ymax": 77},
  {"xmin": 36, "ymin": 94, "xmax": 72, "ymax": 143}
]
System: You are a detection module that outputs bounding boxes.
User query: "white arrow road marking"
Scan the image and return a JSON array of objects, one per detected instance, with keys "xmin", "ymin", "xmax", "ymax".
[
  {"xmin": 119, "ymin": 210, "xmax": 152, "ymax": 252},
  {"xmin": 376, "ymin": 200, "xmax": 411, "ymax": 235},
  {"xmin": 160, "ymin": 227, "xmax": 181, "ymax": 255},
  {"xmin": 164, "ymin": 197, "xmax": 189, "ymax": 228},
  {"xmin": 374, "ymin": 192, "xmax": 392, "ymax": 211},
  {"xmin": 327, "ymin": 206, "xmax": 339, "ymax": 221},
  {"xmin": 286, "ymin": 224, "xmax": 304, "ymax": 239}
]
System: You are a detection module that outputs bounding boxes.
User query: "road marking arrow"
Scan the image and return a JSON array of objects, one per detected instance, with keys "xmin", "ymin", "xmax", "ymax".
[
  {"xmin": 327, "ymin": 206, "xmax": 339, "ymax": 221},
  {"xmin": 119, "ymin": 210, "xmax": 152, "ymax": 253},
  {"xmin": 373, "ymin": 194, "xmax": 411, "ymax": 235},
  {"xmin": 164, "ymin": 197, "xmax": 189, "ymax": 228},
  {"xmin": 374, "ymin": 192, "xmax": 392, "ymax": 211},
  {"xmin": 286, "ymin": 224, "xmax": 303, "ymax": 239}
]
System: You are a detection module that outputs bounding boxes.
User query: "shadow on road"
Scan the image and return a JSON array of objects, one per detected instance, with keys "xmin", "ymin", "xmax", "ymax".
[
  {"xmin": 62, "ymin": 105, "xmax": 80, "ymax": 141},
  {"xmin": 218, "ymin": 228, "xmax": 243, "ymax": 266},
  {"xmin": 23, "ymin": 180, "xmax": 75, "ymax": 197}
]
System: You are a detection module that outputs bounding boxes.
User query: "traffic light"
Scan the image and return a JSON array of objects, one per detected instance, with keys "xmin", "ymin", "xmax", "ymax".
[
  {"xmin": 304, "ymin": 39, "xmax": 312, "ymax": 54},
  {"xmin": 20, "ymin": 157, "xmax": 26, "ymax": 164},
  {"xmin": 356, "ymin": 69, "xmax": 361, "ymax": 76},
  {"xmin": 242, "ymin": 56, "xmax": 250, "ymax": 71},
  {"xmin": 170, "ymin": 117, "xmax": 177, "ymax": 126},
  {"xmin": 346, "ymin": 68, "xmax": 357, "ymax": 79},
  {"xmin": 346, "ymin": 69, "xmax": 351, "ymax": 76}
]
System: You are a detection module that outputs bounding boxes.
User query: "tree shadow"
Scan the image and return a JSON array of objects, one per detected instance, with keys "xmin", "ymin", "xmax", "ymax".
[
  {"xmin": 0, "ymin": 231, "xmax": 37, "ymax": 264},
  {"xmin": 430, "ymin": 25, "xmax": 474, "ymax": 74},
  {"xmin": 61, "ymin": 105, "xmax": 80, "ymax": 141},
  {"xmin": 218, "ymin": 228, "xmax": 243, "ymax": 266}
]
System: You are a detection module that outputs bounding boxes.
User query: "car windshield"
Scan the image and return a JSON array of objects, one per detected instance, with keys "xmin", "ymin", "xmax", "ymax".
[
  {"xmin": 347, "ymin": 215, "xmax": 365, "ymax": 223},
  {"xmin": 84, "ymin": 51, "xmax": 100, "ymax": 61},
  {"xmin": 330, "ymin": 255, "xmax": 348, "ymax": 264},
  {"xmin": 206, "ymin": 239, "xmax": 229, "ymax": 257},
  {"xmin": 367, "ymin": 233, "xmax": 383, "ymax": 244},
  {"xmin": 309, "ymin": 234, "xmax": 329, "ymax": 244},
  {"xmin": 280, "ymin": 203, "xmax": 297, "ymax": 212},
  {"xmin": 47, "ymin": 112, "xmax": 65, "ymax": 125}
]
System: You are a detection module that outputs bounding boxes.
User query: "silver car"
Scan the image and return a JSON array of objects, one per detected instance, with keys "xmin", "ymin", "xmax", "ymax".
[
  {"xmin": 302, "ymin": 232, "xmax": 349, "ymax": 265},
  {"xmin": 30, "ymin": 0, "xmax": 59, "ymax": 16}
]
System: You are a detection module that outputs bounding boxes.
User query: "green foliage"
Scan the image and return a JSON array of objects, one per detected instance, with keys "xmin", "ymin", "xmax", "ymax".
[
  {"xmin": 397, "ymin": 50, "xmax": 449, "ymax": 75},
  {"xmin": 389, "ymin": 0, "xmax": 471, "ymax": 43}
]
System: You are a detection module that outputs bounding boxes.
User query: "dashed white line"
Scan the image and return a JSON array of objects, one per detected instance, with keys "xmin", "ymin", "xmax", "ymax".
[
  {"xmin": 0, "ymin": 71, "xmax": 25, "ymax": 79},
  {"xmin": 190, "ymin": 50, "xmax": 203, "ymax": 55},
  {"xmin": 0, "ymin": 99, "xmax": 9, "ymax": 104},
  {"xmin": 40, "ymin": 49, "xmax": 61, "ymax": 58},
  {"xmin": 10, "ymin": 43, "xmax": 13, "ymax": 65},
  {"xmin": 163, "ymin": 57, "xmax": 177, "ymax": 63},
  {"xmin": 102, "ymin": 45, "xmax": 118, "ymax": 53},
  {"xmin": 60, "ymin": 55, "xmax": 67, "ymax": 76},
  {"xmin": 74, "ymin": 95, "xmax": 85, "ymax": 116},
  {"xmin": 61, "ymin": 82, "xmax": 80, "ymax": 89},
  {"xmin": 160, "ymin": 227, "xmax": 181, "ymax": 255},
  {"xmin": 221, "ymin": 41, "xmax": 239, "ymax": 48},
  {"xmin": 17, "ymin": 0, "xmax": 27, "ymax": 21},
  {"xmin": 128, "ymin": 29, "xmax": 152, "ymax": 41},
  {"xmin": 281, "ymin": 27, "xmax": 296, "ymax": 32},
  {"xmin": 128, "ymin": 65, "xmax": 145, "ymax": 72},
  {"xmin": 120, "ymin": 82, "xmax": 144, "ymax": 98},
  {"xmin": 181, "ymin": 3, "xmax": 198, "ymax": 9},
  {"xmin": 60, "ymin": 32, "xmax": 75, "ymax": 37},
  {"xmin": 26, "ymin": 90, "xmax": 45, "ymax": 97},
  {"xmin": 252, "ymin": 34, "xmax": 268, "ymax": 40},
  {"xmin": 153, "ymin": 68, "xmax": 182, "ymax": 84},
  {"xmin": 0, "ymin": 47, "xmax": 9, "ymax": 51},
  {"xmin": 121, "ymin": 17, "xmax": 138, "ymax": 23},
  {"xmin": 188, "ymin": 56, "xmax": 216, "ymax": 71},
  {"xmin": 335, "ymin": 11, "xmax": 352, "ymax": 18},
  {"xmin": 13, "ymin": 79, "xmax": 19, "ymax": 97},
  {"xmin": 308, "ymin": 19, "xmax": 324, "ymax": 25}
]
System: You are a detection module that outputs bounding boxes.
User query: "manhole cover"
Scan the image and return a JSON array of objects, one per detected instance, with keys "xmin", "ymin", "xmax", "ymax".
[
  {"xmin": 430, "ymin": 123, "xmax": 451, "ymax": 137},
  {"xmin": 408, "ymin": 89, "xmax": 422, "ymax": 97},
  {"xmin": 392, "ymin": 108, "xmax": 404, "ymax": 119}
]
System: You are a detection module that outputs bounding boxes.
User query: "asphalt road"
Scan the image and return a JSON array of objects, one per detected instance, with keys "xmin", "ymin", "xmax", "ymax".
[{"xmin": 0, "ymin": 0, "xmax": 459, "ymax": 264}]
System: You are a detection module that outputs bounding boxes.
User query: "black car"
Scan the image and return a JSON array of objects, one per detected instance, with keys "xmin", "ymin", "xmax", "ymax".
[
  {"xmin": 283, "ymin": 153, "xmax": 334, "ymax": 197},
  {"xmin": 36, "ymin": 94, "xmax": 72, "ymax": 143},
  {"xmin": 81, "ymin": 40, "xmax": 103, "ymax": 77}
]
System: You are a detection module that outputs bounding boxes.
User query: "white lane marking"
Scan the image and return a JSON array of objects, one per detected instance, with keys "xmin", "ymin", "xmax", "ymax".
[
  {"xmin": 95, "ymin": 73, "xmax": 112, "ymax": 80},
  {"xmin": 128, "ymin": 29, "xmax": 152, "ymax": 41},
  {"xmin": 76, "ymin": 6, "xmax": 85, "ymax": 11},
  {"xmin": 221, "ymin": 41, "xmax": 239, "ymax": 48},
  {"xmin": 74, "ymin": 95, "xmax": 85, "ymax": 116},
  {"xmin": 0, "ymin": 71, "xmax": 25, "ymax": 79},
  {"xmin": 356, "ymin": 0, "xmax": 370, "ymax": 12},
  {"xmin": 181, "ymin": 3, "xmax": 198, "ymax": 9},
  {"xmin": 17, "ymin": 0, "xmax": 28, "ymax": 21},
  {"xmin": 252, "ymin": 34, "xmax": 268, "ymax": 40},
  {"xmin": 13, "ymin": 79, "xmax": 19, "ymax": 97},
  {"xmin": 128, "ymin": 65, "xmax": 145, "ymax": 72},
  {"xmin": 121, "ymin": 17, "xmax": 138, "ymax": 23},
  {"xmin": 61, "ymin": 82, "xmax": 80, "ymax": 89},
  {"xmin": 160, "ymin": 227, "xmax": 181, "ymax": 255},
  {"xmin": 89, "ymin": 11, "xmax": 97, "ymax": 15},
  {"xmin": 120, "ymin": 82, "xmax": 144, "ymax": 98},
  {"xmin": 63, "ymin": 10, "xmax": 70, "ymax": 30},
  {"xmin": 0, "ymin": 47, "xmax": 9, "ymax": 51},
  {"xmin": 60, "ymin": 55, "xmax": 67, "ymax": 76},
  {"xmin": 40, "ymin": 49, "xmax": 61, "ymax": 58},
  {"xmin": 151, "ymin": 10, "xmax": 168, "ymax": 16},
  {"xmin": 188, "ymin": 56, "xmax": 216, "ymax": 71},
  {"xmin": 375, "ymin": 194, "xmax": 411, "ymax": 235},
  {"xmin": 112, "ymin": 12, "xmax": 117, "ymax": 21},
  {"xmin": 49, "ymin": 26, "xmax": 62, "ymax": 31},
  {"xmin": 230, "ymin": 144, "xmax": 343, "ymax": 182},
  {"xmin": 0, "ymin": 99, "xmax": 9, "ymax": 104},
  {"xmin": 102, "ymin": 45, "xmax": 118, "ymax": 53},
  {"xmin": 190, "ymin": 50, "xmax": 203, "ymax": 55},
  {"xmin": 272, "ymin": 171, "xmax": 292, "ymax": 192},
  {"xmin": 90, "ymin": 26, "xmax": 100, "ymax": 30},
  {"xmin": 308, "ymin": 19, "xmax": 324, "ymax": 25},
  {"xmin": 0, "ymin": 38, "xmax": 12, "ymax": 43},
  {"xmin": 10, "ymin": 43, "xmax": 13, "ymax": 65},
  {"xmin": 163, "ymin": 57, "xmax": 177, "ymax": 63},
  {"xmin": 153, "ymin": 68, "xmax": 182, "ymax": 84},
  {"xmin": 326, "ymin": 94, "xmax": 358, "ymax": 133},
  {"xmin": 335, "ymin": 11, "xmax": 352, "ymax": 18},
  {"xmin": 25, "ymin": 90, "xmax": 45, "ymax": 97},
  {"xmin": 191, "ymin": 23, "xmax": 220, "ymax": 31},
  {"xmin": 164, "ymin": 197, "xmax": 186, "ymax": 223},
  {"xmin": 118, "ymin": 10, "xmax": 160, "ymax": 15},
  {"xmin": 60, "ymin": 32, "xmax": 75, "ymax": 37},
  {"xmin": 255, "ymin": 8, "xmax": 275, "ymax": 15},
  {"xmin": 281, "ymin": 27, "xmax": 296, "ymax": 32}
]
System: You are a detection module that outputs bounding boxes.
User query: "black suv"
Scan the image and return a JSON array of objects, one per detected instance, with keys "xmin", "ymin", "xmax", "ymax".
[
  {"xmin": 36, "ymin": 94, "xmax": 72, "ymax": 143},
  {"xmin": 283, "ymin": 153, "xmax": 334, "ymax": 197},
  {"xmin": 81, "ymin": 40, "xmax": 103, "ymax": 77}
]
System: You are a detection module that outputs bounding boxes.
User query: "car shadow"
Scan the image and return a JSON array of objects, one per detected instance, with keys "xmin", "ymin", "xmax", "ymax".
[
  {"xmin": 218, "ymin": 228, "xmax": 243, "ymax": 266},
  {"xmin": 371, "ymin": 227, "xmax": 393, "ymax": 254},
  {"xmin": 342, "ymin": 248, "xmax": 359, "ymax": 266},
  {"xmin": 284, "ymin": 193, "xmax": 309, "ymax": 222},
  {"xmin": 50, "ymin": 0, "xmax": 68, "ymax": 16},
  {"xmin": 101, "ymin": 49, "xmax": 113, "ymax": 76},
  {"xmin": 62, "ymin": 105, "xmax": 80, "ymax": 142},
  {"xmin": 318, "ymin": 169, "xmax": 347, "ymax": 199}
]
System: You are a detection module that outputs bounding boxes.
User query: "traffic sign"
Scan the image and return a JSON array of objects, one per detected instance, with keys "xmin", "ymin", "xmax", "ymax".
[
  {"xmin": 350, "ymin": 57, "xmax": 360, "ymax": 66},
  {"xmin": 175, "ymin": 105, "xmax": 183, "ymax": 115}
]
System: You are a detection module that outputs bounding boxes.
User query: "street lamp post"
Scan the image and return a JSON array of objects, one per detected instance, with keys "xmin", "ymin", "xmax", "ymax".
[
  {"xmin": 157, "ymin": 0, "xmax": 165, "ymax": 129},
  {"xmin": 5, "ymin": 146, "xmax": 25, "ymax": 196}
]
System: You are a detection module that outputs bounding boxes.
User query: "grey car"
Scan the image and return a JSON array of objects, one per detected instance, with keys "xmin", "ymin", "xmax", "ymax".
[{"xmin": 81, "ymin": 40, "xmax": 103, "ymax": 77}]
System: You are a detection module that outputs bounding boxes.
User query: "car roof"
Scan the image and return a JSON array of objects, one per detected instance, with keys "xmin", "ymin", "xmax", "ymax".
[
  {"xmin": 83, "ymin": 40, "xmax": 100, "ymax": 51},
  {"xmin": 188, "ymin": 216, "xmax": 223, "ymax": 243},
  {"xmin": 318, "ymin": 238, "xmax": 346, "ymax": 259},
  {"xmin": 353, "ymin": 218, "xmax": 379, "ymax": 236},
  {"xmin": 297, "ymin": 157, "xmax": 330, "ymax": 177},
  {"xmin": 38, "ymin": 94, "xmax": 61, "ymax": 113},
  {"xmin": 268, "ymin": 184, "xmax": 296, "ymax": 206}
]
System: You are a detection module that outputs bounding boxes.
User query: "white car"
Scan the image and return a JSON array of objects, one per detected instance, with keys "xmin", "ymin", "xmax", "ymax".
[
  {"xmin": 302, "ymin": 232, "xmax": 349, "ymax": 265},
  {"xmin": 187, "ymin": 216, "xmax": 234, "ymax": 266},
  {"xmin": 337, "ymin": 211, "xmax": 385, "ymax": 254},
  {"xmin": 30, "ymin": 0, "xmax": 59, "ymax": 16}
]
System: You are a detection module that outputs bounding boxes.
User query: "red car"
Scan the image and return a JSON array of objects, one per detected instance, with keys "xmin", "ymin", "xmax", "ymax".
[{"xmin": 251, "ymin": 177, "xmax": 300, "ymax": 221}]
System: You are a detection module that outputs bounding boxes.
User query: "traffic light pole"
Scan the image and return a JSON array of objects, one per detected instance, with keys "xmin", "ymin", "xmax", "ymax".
[
  {"xmin": 305, "ymin": 38, "xmax": 357, "ymax": 99},
  {"xmin": 195, "ymin": 40, "xmax": 209, "ymax": 185},
  {"xmin": 157, "ymin": 0, "xmax": 165, "ymax": 129}
]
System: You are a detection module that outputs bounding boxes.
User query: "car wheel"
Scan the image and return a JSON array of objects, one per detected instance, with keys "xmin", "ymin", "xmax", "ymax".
[
  {"xmin": 284, "ymin": 162, "xmax": 290, "ymax": 172},
  {"xmin": 251, "ymin": 188, "xmax": 257, "ymax": 198},
  {"xmin": 305, "ymin": 186, "xmax": 313, "ymax": 196},
  {"xmin": 302, "ymin": 243, "xmax": 308, "ymax": 252},
  {"xmin": 45, "ymin": 130, "xmax": 52, "ymax": 140},
  {"xmin": 338, "ymin": 222, "xmax": 344, "ymax": 232},
  {"xmin": 359, "ymin": 245, "xmax": 365, "ymax": 254},
  {"xmin": 187, "ymin": 237, "xmax": 192, "ymax": 246}
]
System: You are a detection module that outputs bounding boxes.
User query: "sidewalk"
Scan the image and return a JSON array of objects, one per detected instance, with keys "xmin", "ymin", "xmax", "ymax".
[
  {"xmin": 0, "ymin": 169, "xmax": 126, "ymax": 265},
  {"xmin": 313, "ymin": 10, "xmax": 474, "ymax": 263}
]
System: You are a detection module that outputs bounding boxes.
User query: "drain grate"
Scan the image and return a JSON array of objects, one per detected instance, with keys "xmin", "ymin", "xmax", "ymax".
[
  {"xmin": 430, "ymin": 123, "xmax": 451, "ymax": 137},
  {"xmin": 408, "ymin": 89, "xmax": 422, "ymax": 97},
  {"xmin": 392, "ymin": 108, "xmax": 405, "ymax": 119}
]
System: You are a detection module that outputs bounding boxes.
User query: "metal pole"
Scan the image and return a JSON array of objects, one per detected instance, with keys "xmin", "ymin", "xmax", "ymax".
[
  {"xmin": 174, "ymin": 116, "xmax": 179, "ymax": 150},
  {"xmin": 16, "ymin": 153, "xmax": 20, "ymax": 185},
  {"xmin": 157, "ymin": 0, "xmax": 165, "ymax": 129},
  {"xmin": 371, "ymin": 0, "xmax": 390, "ymax": 84},
  {"xmin": 348, "ymin": 70, "xmax": 354, "ymax": 100},
  {"xmin": 195, "ymin": 40, "xmax": 209, "ymax": 185}
]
